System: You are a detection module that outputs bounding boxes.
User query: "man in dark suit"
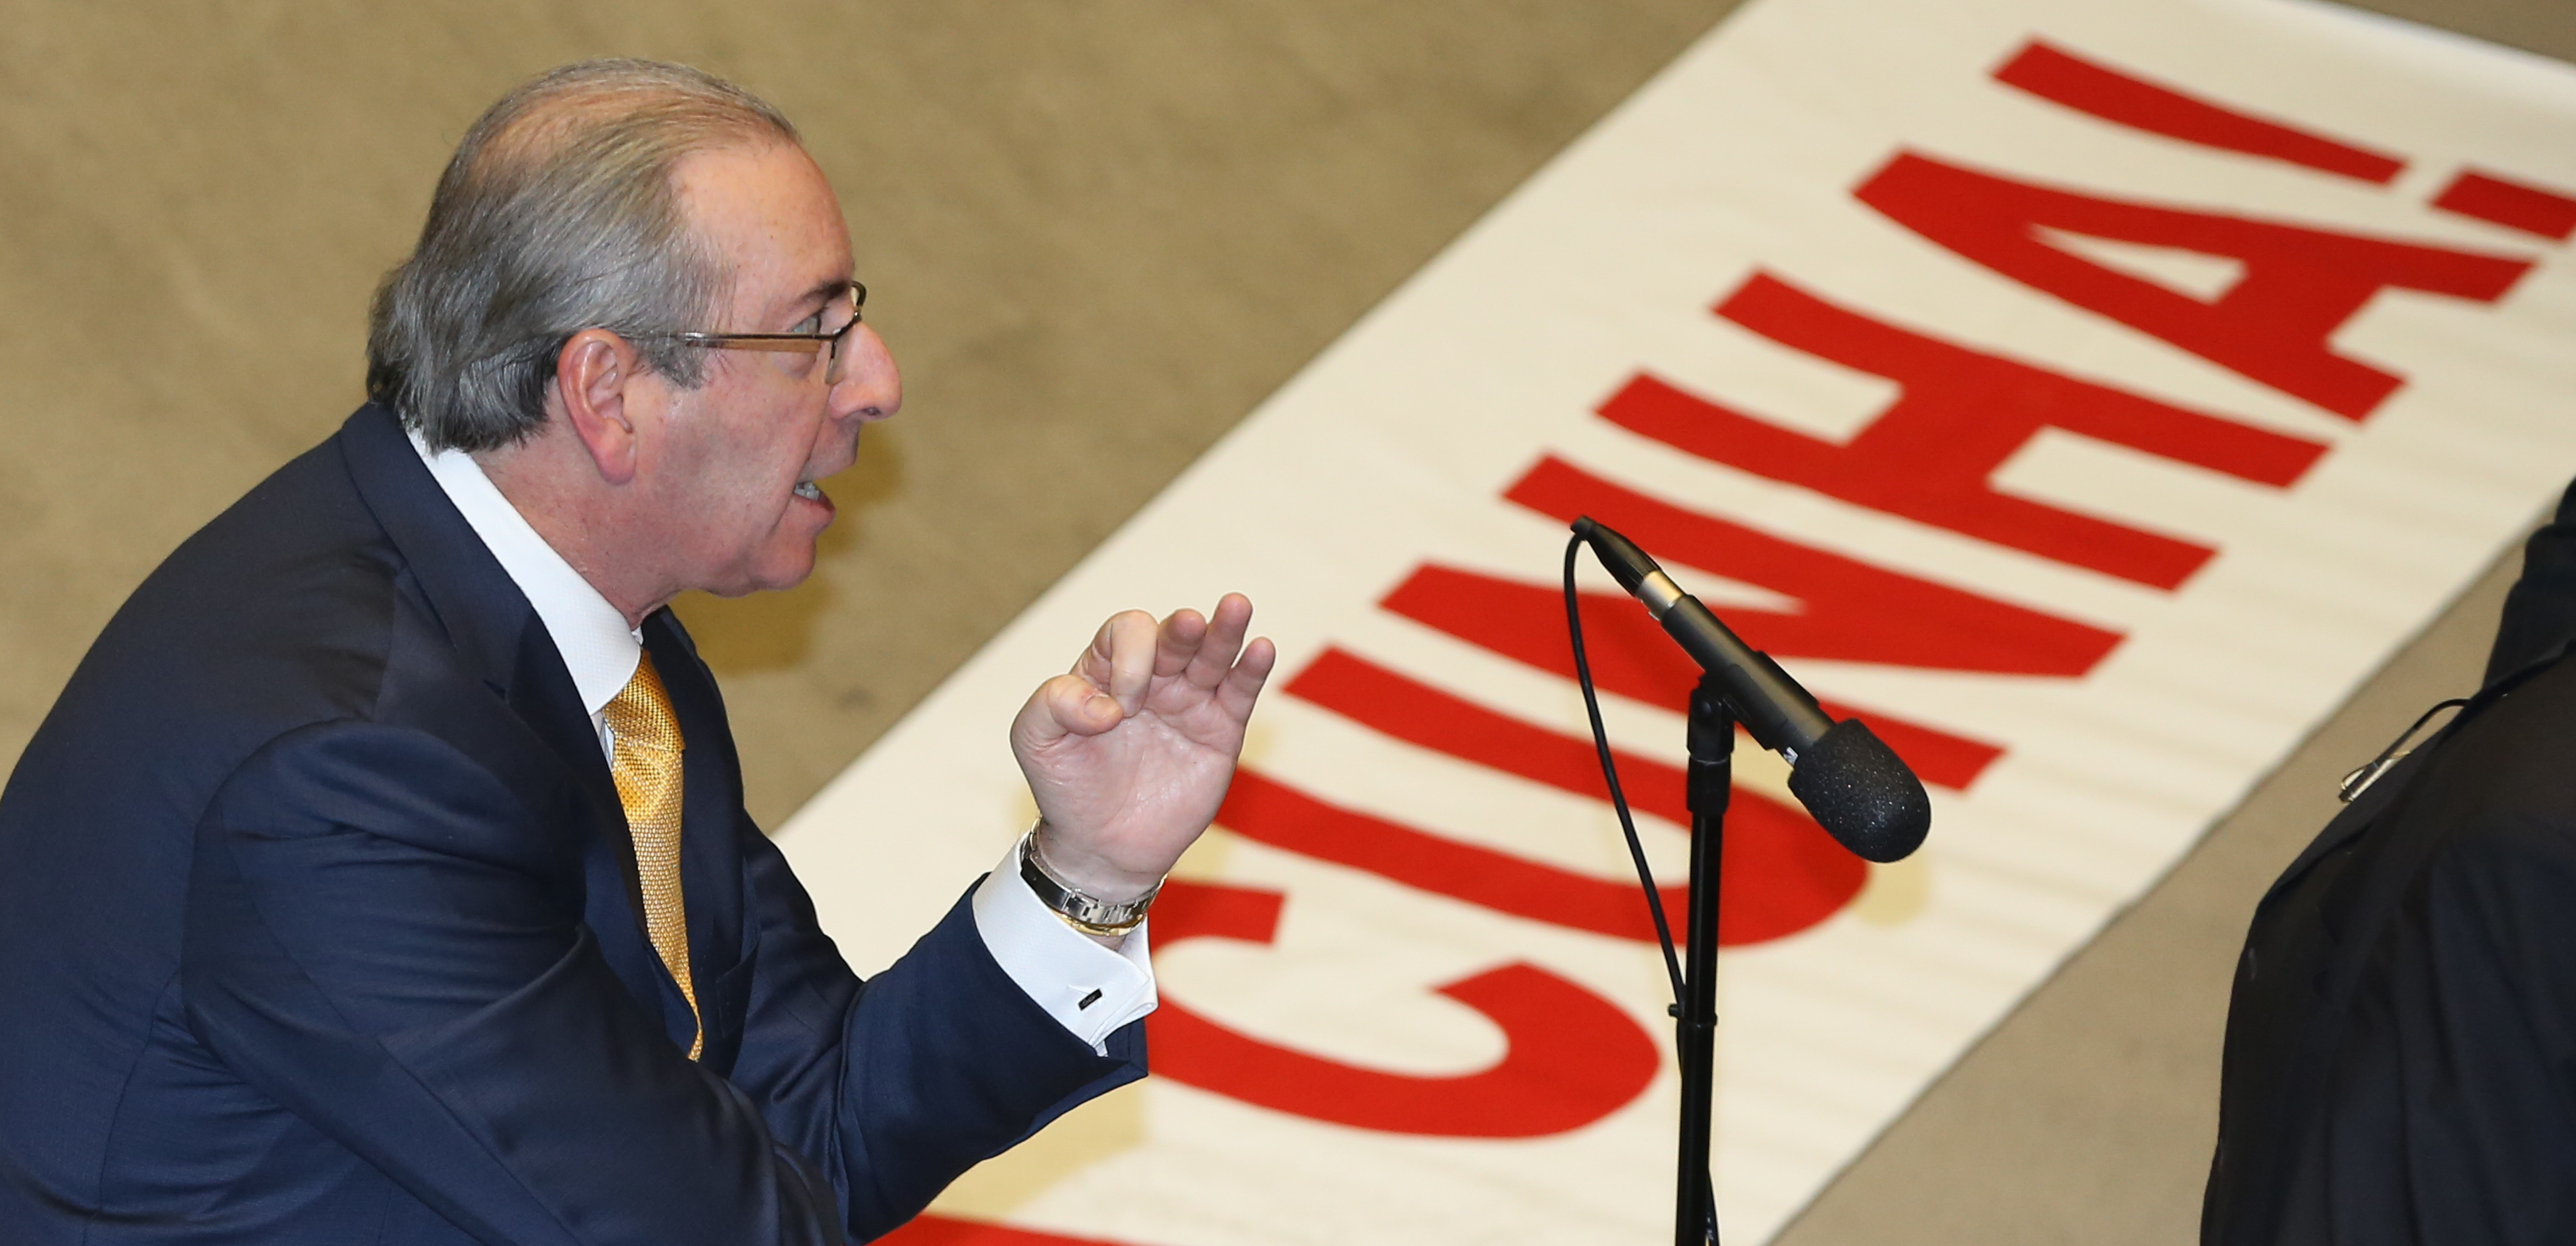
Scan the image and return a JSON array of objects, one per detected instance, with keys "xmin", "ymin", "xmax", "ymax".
[
  {"xmin": 0, "ymin": 60, "xmax": 1274, "ymax": 1244},
  {"xmin": 2204, "ymin": 480, "xmax": 2576, "ymax": 1244}
]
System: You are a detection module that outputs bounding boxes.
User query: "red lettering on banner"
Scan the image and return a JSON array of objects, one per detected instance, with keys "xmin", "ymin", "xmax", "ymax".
[
  {"xmin": 879, "ymin": 1215, "xmax": 1133, "ymax": 1246},
  {"xmin": 1285, "ymin": 646, "xmax": 1866, "ymax": 940},
  {"xmin": 1992, "ymin": 40, "xmax": 2405, "ymax": 184},
  {"xmin": 1382, "ymin": 565, "xmax": 2005, "ymax": 791},
  {"xmin": 1855, "ymin": 152, "xmax": 2534, "ymax": 419},
  {"xmin": 1144, "ymin": 879, "xmax": 1659, "ymax": 1136},
  {"xmin": 2432, "ymin": 169, "xmax": 2576, "ymax": 242},
  {"xmin": 1599, "ymin": 272, "xmax": 2328, "ymax": 588},
  {"xmin": 1508, "ymin": 455, "xmax": 2125, "ymax": 675},
  {"xmin": 1220, "ymin": 767, "xmax": 1860, "ymax": 946}
]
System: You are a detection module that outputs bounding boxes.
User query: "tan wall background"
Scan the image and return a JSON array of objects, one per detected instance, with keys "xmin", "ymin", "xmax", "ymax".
[
  {"xmin": 0, "ymin": 0, "xmax": 1739, "ymax": 828},
  {"xmin": 1, "ymin": 2, "xmax": 2568, "ymax": 1241}
]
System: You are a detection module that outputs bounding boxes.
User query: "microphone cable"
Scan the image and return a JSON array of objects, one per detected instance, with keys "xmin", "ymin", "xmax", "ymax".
[
  {"xmin": 1564, "ymin": 533, "xmax": 1685, "ymax": 1004},
  {"xmin": 1568, "ymin": 532, "xmax": 1721, "ymax": 1245}
]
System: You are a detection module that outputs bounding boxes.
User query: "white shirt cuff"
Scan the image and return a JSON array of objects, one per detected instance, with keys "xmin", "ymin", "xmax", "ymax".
[{"xmin": 970, "ymin": 834, "xmax": 1158, "ymax": 1055}]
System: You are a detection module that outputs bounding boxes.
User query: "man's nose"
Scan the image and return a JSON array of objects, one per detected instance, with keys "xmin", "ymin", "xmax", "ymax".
[{"xmin": 832, "ymin": 325, "xmax": 902, "ymax": 422}]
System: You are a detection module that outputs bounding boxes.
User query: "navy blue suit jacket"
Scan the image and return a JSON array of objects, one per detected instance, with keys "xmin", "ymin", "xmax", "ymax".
[{"xmin": 0, "ymin": 405, "xmax": 1142, "ymax": 1244}]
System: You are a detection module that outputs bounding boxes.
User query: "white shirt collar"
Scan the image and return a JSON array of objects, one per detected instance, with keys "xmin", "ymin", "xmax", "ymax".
[{"xmin": 407, "ymin": 428, "xmax": 640, "ymax": 723}]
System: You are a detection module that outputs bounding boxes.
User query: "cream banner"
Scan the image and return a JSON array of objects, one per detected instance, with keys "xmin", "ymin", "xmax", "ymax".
[{"xmin": 781, "ymin": 0, "xmax": 2576, "ymax": 1240}]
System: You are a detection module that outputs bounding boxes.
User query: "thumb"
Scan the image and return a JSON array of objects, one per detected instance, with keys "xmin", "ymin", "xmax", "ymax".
[{"xmin": 1015, "ymin": 672, "xmax": 1123, "ymax": 751}]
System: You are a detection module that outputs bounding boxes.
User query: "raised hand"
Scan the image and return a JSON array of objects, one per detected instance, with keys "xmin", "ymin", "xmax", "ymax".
[{"xmin": 1010, "ymin": 593, "xmax": 1276, "ymax": 904}]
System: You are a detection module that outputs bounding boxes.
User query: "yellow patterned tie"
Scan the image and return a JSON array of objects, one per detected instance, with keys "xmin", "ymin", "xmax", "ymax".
[{"xmin": 601, "ymin": 653, "xmax": 701, "ymax": 1060}]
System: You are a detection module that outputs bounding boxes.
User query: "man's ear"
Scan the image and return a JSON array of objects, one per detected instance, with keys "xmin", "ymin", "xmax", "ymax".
[{"xmin": 553, "ymin": 329, "xmax": 645, "ymax": 486}]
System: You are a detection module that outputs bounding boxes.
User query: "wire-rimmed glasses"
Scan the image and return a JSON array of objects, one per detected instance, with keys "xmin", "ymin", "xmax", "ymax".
[{"xmin": 671, "ymin": 281, "xmax": 866, "ymax": 384}]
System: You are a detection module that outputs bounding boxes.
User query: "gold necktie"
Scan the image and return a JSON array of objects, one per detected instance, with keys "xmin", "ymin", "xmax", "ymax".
[{"xmin": 602, "ymin": 653, "xmax": 700, "ymax": 1060}]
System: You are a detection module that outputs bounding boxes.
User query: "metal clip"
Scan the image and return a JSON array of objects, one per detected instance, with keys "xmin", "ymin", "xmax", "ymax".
[{"xmin": 2338, "ymin": 698, "xmax": 2468, "ymax": 804}]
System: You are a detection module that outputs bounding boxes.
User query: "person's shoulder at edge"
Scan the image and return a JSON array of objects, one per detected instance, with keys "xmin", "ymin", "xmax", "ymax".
[{"xmin": 48, "ymin": 417, "xmax": 427, "ymax": 776}]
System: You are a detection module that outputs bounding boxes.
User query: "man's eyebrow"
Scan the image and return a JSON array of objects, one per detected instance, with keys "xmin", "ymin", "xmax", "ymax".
[
  {"xmin": 763, "ymin": 278, "xmax": 854, "ymax": 328},
  {"xmin": 798, "ymin": 277, "xmax": 855, "ymax": 312}
]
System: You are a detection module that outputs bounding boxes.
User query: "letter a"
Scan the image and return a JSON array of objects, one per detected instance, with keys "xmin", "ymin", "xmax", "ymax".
[{"xmin": 1858, "ymin": 151, "xmax": 2531, "ymax": 420}]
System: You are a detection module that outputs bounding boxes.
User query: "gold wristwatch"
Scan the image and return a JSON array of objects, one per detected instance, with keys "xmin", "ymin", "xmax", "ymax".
[{"xmin": 1019, "ymin": 825, "xmax": 1162, "ymax": 937}]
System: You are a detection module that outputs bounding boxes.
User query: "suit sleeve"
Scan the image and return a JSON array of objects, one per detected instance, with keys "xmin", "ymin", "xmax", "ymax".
[
  {"xmin": 721, "ymin": 812, "xmax": 1147, "ymax": 1243},
  {"xmin": 182, "ymin": 719, "xmax": 847, "ymax": 1246}
]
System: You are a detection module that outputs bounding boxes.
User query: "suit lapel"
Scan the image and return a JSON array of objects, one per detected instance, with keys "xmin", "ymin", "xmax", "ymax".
[
  {"xmin": 331, "ymin": 404, "xmax": 672, "ymax": 1029},
  {"xmin": 336, "ymin": 403, "xmax": 627, "ymax": 831},
  {"xmin": 508, "ymin": 621, "xmax": 651, "ymax": 940},
  {"xmin": 335, "ymin": 405, "xmax": 525, "ymax": 690},
  {"xmin": 335, "ymin": 404, "xmax": 770, "ymax": 1060}
]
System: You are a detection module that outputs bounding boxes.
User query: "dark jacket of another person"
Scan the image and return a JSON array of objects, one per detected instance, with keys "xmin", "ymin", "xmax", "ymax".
[{"xmin": 2205, "ymin": 479, "xmax": 2576, "ymax": 1244}]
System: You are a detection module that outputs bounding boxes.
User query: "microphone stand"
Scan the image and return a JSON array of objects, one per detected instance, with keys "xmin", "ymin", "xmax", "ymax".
[
  {"xmin": 1570, "ymin": 517, "xmax": 1928, "ymax": 1243},
  {"xmin": 1676, "ymin": 675, "xmax": 1729, "ymax": 1246}
]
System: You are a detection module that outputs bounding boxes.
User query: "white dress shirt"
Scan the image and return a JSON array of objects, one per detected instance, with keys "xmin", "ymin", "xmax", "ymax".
[{"xmin": 409, "ymin": 432, "xmax": 1154, "ymax": 1054}]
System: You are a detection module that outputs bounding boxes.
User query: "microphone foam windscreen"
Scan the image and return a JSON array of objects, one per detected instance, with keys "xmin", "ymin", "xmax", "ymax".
[{"xmin": 1787, "ymin": 720, "xmax": 1931, "ymax": 863}]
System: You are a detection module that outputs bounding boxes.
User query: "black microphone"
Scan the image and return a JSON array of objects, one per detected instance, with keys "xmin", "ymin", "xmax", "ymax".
[{"xmin": 1572, "ymin": 516, "xmax": 1931, "ymax": 863}]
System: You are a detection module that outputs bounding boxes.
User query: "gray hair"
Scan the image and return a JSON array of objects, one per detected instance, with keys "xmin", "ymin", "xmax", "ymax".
[{"xmin": 366, "ymin": 59, "xmax": 799, "ymax": 452}]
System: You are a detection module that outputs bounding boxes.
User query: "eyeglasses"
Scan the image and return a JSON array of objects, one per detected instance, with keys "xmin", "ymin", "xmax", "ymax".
[{"xmin": 671, "ymin": 281, "xmax": 867, "ymax": 384}]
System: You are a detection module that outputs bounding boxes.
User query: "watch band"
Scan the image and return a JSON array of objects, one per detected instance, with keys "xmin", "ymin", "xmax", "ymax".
[{"xmin": 1019, "ymin": 825, "xmax": 1161, "ymax": 937}]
